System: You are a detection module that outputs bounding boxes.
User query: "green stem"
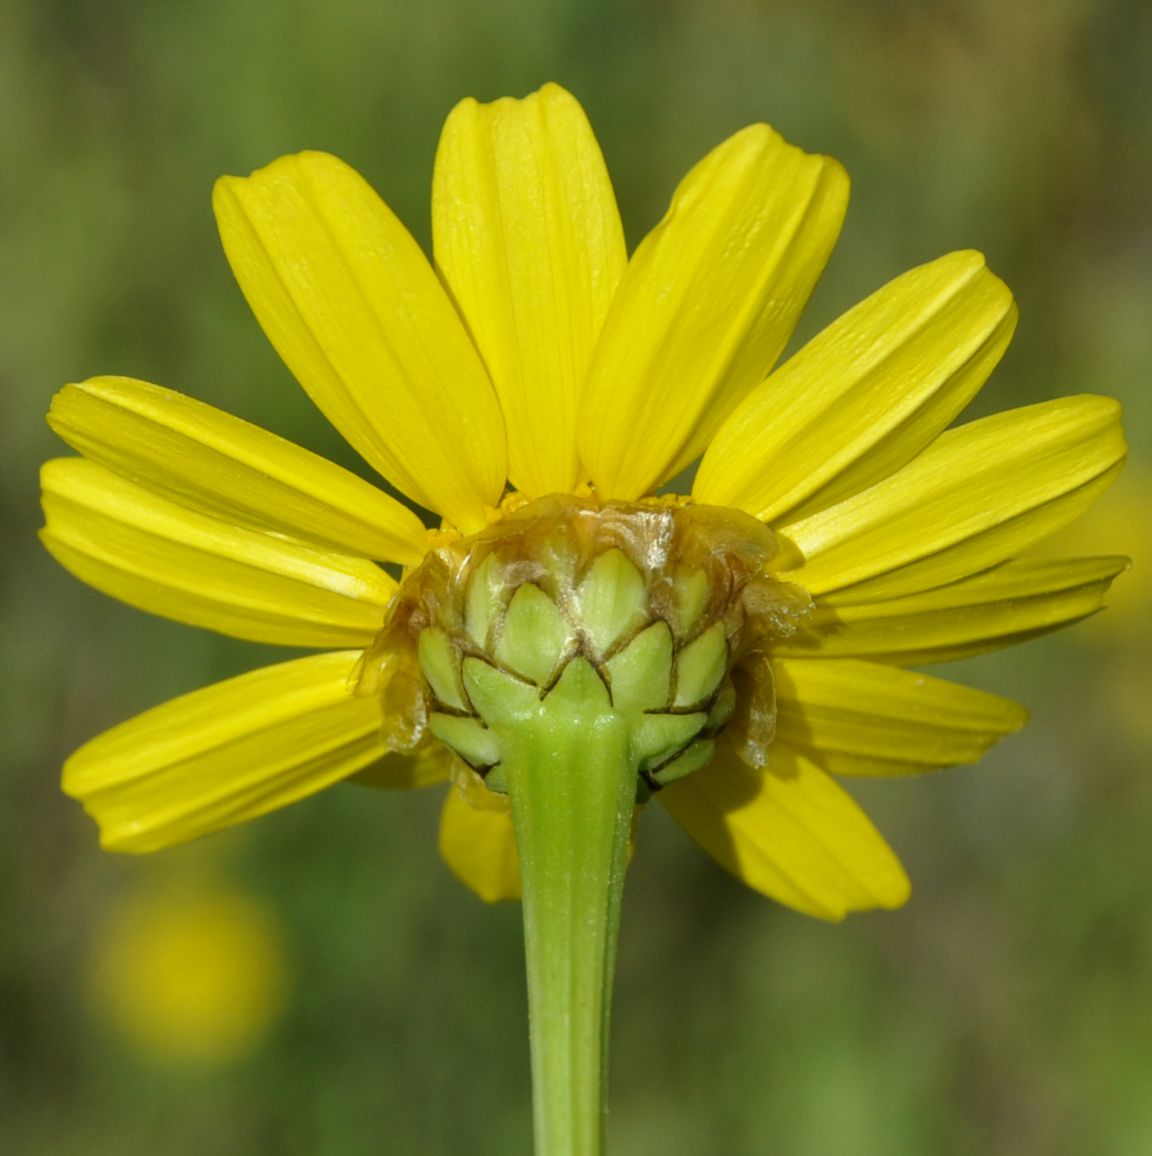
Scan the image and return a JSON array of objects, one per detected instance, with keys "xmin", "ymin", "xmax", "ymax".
[{"xmin": 501, "ymin": 661, "xmax": 637, "ymax": 1156}]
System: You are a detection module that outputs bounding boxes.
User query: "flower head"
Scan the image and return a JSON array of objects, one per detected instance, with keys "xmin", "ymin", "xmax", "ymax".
[{"xmin": 42, "ymin": 84, "xmax": 1128, "ymax": 920}]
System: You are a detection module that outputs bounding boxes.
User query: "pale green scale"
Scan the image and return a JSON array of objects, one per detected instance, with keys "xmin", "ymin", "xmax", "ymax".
[
  {"xmin": 428, "ymin": 714, "xmax": 501, "ymax": 767},
  {"xmin": 494, "ymin": 583, "xmax": 574, "ymax": 685},
  {"xmin": 670, "ymin": 568, "xmax": 710, "ymax": 637},
  {"xmin": 576, "ymin": 548, "xmax": 648, "ymax": 657},
  {"xmin": 630, "ymin": 712, "xmax": 708, "ymax": 771},
  {"xmin": 462, "ymin": 657, "xmax": 542, "ymax": 726},
  {"xmin": 707, "ymin": 682, "xmax": 737, "ymax": 730},
  {"xmin": 649, "ymin": 738, "xmax": 716, "ymax": 786},
  {"xmin": 602, "ymin": 620, "xmax": 673, "ymax": 712},
  {"xmin": 673, "ymin": 621, "xmax": 729, "ymax": 707},
  {"xmin": 417, "ymin": 628, "xmax": 469, "ymax": 711},
  {"xmin": 464, "ymin": 552, "xmax": 502, "ymax": 649}
]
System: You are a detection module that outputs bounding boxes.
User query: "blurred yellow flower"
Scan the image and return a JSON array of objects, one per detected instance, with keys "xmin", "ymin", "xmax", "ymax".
[
  {"xmin": 41, "ymin": 83, "xmax": 1128, "ymax": 920},
  {"xmin": 90, "ymin": 884, "xmax": 287, "ymax": 1066}
]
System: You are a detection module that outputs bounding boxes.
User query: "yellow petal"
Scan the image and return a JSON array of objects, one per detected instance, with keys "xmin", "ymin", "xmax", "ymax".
[
  {"xmin": 351, "ymin": 742, "xmax": 455, "ymax": 789},
  {"xmin": 433, "ymin": 84, "xmax": 626, "ymax": 496},
  {"xmin": 579, "ymin": 124, "xmax": 848, "ymax": 499},
  {"xmin": 695, "ymin": 251, "xmax": 1017, "ymax": 521},
  {"xmin": 438, "ymin": 786, "xmax": 522, "ymax": 902},
  {"xmin": 63, "ymin": 651, "xmax": 388, "ymax": 852},
  {"xmin": 780, "ymin": 396, "xmax": 1127, "ymax": 603},
  {"xmin": 48, "ymin": 376, "xmax": 428, "ymax": 565},
  {"xmin": 772, "ymin": 657, "xmax": 1028, "ymax": 775},
  {"xmin": 660, "ymin": 744, "xmax": 909, "ymax": 920},
  {"xmin": 41, "ymin": 458, "xmax": 394, "ymax": 647},
  {"xmin": 214, "ymin": 152, "xmax": 506, "ymax": 531},
  {"xmin": 777, "ymin": 555, "xmax": 1131, "ymax": 665}
]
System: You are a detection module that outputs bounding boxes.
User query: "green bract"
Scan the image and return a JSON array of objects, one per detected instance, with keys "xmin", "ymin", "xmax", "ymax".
[{"xmin": 363, "ymin": 493, "xmax": 812, "ymax": 802}]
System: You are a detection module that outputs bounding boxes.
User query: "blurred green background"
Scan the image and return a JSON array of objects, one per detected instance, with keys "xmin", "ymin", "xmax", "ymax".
[{"xmin": 2, "ymin": 1, "xmax": 1149, "ymax": 1153}]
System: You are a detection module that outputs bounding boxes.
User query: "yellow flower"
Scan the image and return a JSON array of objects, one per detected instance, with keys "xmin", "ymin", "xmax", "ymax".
[
  {"xmin": 41, "ymin": 84, "xmax": 1127, "ymax": 921},
  {"xmin": 90, "ymin": 883, "xmax": 288, "ymax": 1065}
]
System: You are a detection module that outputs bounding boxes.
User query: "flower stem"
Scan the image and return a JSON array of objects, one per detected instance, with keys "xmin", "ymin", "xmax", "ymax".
[{"xmin": 501, "ymin": 659, "xmax": 637, "ymax": 1156}]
